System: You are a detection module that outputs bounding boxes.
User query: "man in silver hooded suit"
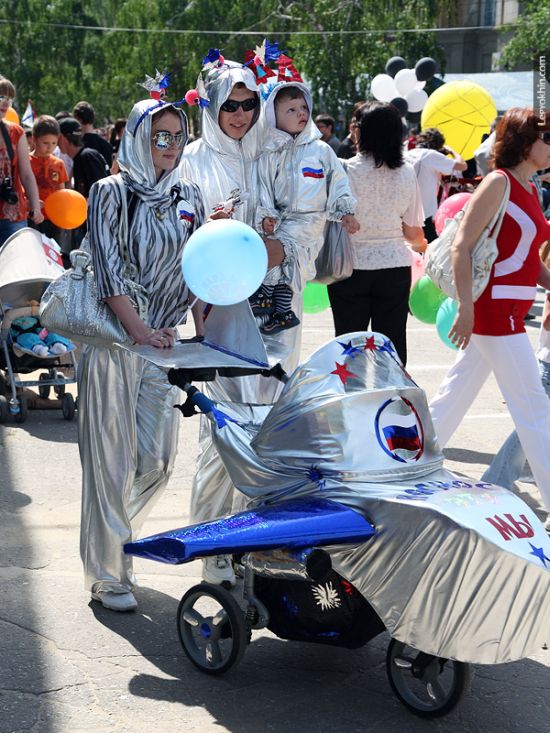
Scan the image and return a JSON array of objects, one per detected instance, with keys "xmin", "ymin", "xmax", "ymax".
[
  {"xmin": 180, "ymin": 59, "xmax": 354, "ymax": 584},
  {"xmin": 79, "ymin": 97, "xmax": 205, "ymax": 611}
]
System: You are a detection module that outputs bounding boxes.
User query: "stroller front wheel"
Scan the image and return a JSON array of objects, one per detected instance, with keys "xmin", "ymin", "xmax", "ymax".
[
  {"xmin": 177, "ymin": 582, "xmax": 248, "ymax": 675},
  {"xmin": 14, "ymin": 396, "xmax": 28, "ymax": 424},
  {"xmin": 386, "ymin": 638, "xmax": 471, "ymax": 718},
  {"xmin": 0, "ymin": 395, "xmax": 9, "ymax": 422},
  {"xmin": 61, "ymin": 393, "xmax": 76, "ymax": 421},
  {"xmin": 39, "ymin": 372, "xmax": 51, "ymax": 400}
]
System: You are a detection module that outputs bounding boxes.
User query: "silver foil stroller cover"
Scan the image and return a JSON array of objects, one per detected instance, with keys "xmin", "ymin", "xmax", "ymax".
[{"xmin": 208, "ymin": 331, "xmax": 550, "ymax": 664}]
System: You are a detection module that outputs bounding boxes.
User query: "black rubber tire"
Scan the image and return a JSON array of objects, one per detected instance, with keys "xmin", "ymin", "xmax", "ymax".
[
  {"xmin": 0, "ymin": 394, "xmax": 9, "ymax": 422},
  {"xmin": 0, "ymin": 372, "xmax": 6, "ymax": 396},
  {"xmin": 386, "ymin": 638, "xmax": 471, "ymax": 719},
  {"xmin": 14, "ymin": 396, "xmax": 28, "ymax": 424},
  {"xmin": 61, "ymin": 393, "xmax": 76, "ymax": 421},
  {"xmin": 177, "ymin": 583, "xmax": 247, "ymax": 675},
  {"xmin": 54, "ymin": 372, "xmax": 66, "ymax": 397},
  {"xmin": 38, "ymin": 372, "xmax": 51, "ymax": 400}
]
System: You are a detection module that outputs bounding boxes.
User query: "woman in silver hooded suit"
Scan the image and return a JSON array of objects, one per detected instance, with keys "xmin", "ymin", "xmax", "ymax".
[
  {"xmin": 180, "ymin": 60, "xmax": 329, "ymax": 585},
  {"xmin": 79, "ymin": 99, "xmax": 205, "ymax": 611}
]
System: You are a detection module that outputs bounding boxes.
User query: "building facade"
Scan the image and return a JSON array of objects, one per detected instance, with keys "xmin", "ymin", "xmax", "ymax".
[{"xmin": 438, "ymin": 0, "xmax": 525, "ymax": 73}]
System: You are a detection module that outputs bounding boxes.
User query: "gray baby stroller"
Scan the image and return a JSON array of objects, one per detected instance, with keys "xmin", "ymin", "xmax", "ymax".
[{"xmin": 0, "ymin": 228, "xmax": 78, "ymax": 422}]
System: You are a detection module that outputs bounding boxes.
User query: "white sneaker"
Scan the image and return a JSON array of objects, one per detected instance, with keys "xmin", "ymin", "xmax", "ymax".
[
  {"xmin": 91, "ymin": 590, "xmax": 138, "ymax": 612},
  {"xmin": 202, "ymin": 555, "xmax": 236, "ymax": 586}
]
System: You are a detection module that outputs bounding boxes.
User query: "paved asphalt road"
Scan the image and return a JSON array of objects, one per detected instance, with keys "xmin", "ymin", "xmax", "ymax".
[{"xmin": 0, "ymin": 298, "xmax": 548, "ymax": 733}]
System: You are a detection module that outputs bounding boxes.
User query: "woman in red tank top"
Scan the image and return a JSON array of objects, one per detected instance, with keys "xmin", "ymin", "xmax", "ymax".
[
  {"xmin": 429, "ymin": 107, "xmax": 550, "ymax": 525},
  {"xmin": 0, "ymin": 76, "xmax": 43, "ymax": 245}
]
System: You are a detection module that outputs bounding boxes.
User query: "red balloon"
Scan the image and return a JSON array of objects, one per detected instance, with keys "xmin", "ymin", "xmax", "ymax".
[{"xmin": 434, "ymin": 193, "xmax": 472, "ymax": 236}]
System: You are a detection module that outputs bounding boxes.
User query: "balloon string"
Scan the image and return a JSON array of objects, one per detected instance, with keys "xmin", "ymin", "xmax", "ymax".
[{"xmin": 174, "ymin": 295, "xmax": 199, "ymax": 327}]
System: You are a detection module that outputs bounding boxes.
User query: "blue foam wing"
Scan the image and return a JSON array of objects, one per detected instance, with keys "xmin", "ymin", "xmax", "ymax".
[{"xmin": 124, "ymin": 498, "xmax": 375, "ymax": 564}]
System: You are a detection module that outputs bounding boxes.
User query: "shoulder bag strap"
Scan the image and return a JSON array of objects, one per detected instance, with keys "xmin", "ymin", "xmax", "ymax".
[
  {"xmin": 0, "ymin": 121, "xmax": 15, "ymax": 180},
  {"xmin": 486, "ymin": 171, "xmax": 511, "ymax": 239},
  {"xmin": 0, "ymin": 121, "xmax": 14, "ymax": 161},
  {"xmin": 114, "ymin": 174, "xmax": 132, "ymax": 270}
]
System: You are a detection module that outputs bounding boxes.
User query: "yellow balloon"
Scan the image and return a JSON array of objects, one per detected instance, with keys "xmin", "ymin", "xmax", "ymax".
[
  {"xmin": 4, "ymin": 107, "xmax": 20, "ymax": 124},
  {"xmin": 421, "ymin": 81, "xmax": 497, "ymax": 160}
]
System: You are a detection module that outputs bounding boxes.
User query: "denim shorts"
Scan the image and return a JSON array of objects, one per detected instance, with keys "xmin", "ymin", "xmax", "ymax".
[{"xmin": 0, "ymin": 219, "xmax": 26, "ymax": 247}]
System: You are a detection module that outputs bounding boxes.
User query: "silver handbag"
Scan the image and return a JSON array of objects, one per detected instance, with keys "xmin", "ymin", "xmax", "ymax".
[
  {"xmin": 425, "ymin": 173, "xmax": 510, "ymax": 302},
  {"xmin": 39, "ymin": 176, "xmax": 148, "ymax": 348},
  {"xmin": 312, "ymin": 220, "xmax": 354, "ymax": 285}
]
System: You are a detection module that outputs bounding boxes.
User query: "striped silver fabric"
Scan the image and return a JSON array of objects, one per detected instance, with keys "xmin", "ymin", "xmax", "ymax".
[{"xmin": 87, "ymin": 176, "xmax": 204, "ymax": 329}]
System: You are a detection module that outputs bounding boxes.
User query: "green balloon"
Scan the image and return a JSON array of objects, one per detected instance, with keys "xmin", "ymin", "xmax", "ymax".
[
  {"xmin": 409, "ymin": 275, "xmax": 446, "ymax": 324},
  {"xmin": 303, "ymin": 282, "xmax": 331, "ymax": 314}
]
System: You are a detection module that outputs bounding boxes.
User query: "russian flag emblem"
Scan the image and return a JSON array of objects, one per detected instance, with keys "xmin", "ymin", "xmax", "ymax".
[
  {"xmin": 302, "ymin": 166, "xmax": 324, "ymax": 179},
  {"xmin": 179, "ymin": 210, "xmax": 194, "ymax": 222},
  {"xmin": 375, "ymin": 397, "xmax": 424, "ymax": 463},
  {"xmin": 177, "ymin": 200, "xmax": 195, "ymax": 223}
]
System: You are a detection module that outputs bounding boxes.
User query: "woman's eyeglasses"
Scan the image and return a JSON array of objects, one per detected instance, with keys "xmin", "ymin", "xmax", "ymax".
[
  {"xmin": 151, "ymin": 131, "xmax": 185, "ymax": 150},
  {"xmin": 0, "ymin": 95, "xmax": 13, "ymax": 104},
  {"xmin": 220, "ymin": 97, "xmax": 258, "ymax": 113},
  {"xmin": 538, "ymin": 131, "xmax": 550, "ymax": 145}
]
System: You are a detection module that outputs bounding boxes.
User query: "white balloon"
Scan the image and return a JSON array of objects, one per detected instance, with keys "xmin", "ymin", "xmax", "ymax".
[
  {"xmin": 405, "ymin": 88, "xmax": 428, "ymax": 113},
  {"xmin": 394, "ymin": 68, "xmax": 418, "ymax": 96},
  {"xmin": 371, "ymin": 74, "xmax": 398, "ymax": 102},
  {"xmin": 415, "ymin": 80, "xmax": 426, "ymax": 90}
]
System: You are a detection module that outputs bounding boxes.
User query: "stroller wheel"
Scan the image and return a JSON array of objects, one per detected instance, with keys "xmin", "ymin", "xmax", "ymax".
[
  {"xmin": 177, "ymin": 582, "xmax": 247, "ymax": 675},
  {"xmin": 14, "ymin": 396, "xmax": 28, "ymax": 424},
  {"xmin": 54, "ymin": 372, "xmax": 66, "ymax": 398},
  {"xmin": 61, "ymin": 393, "xmax": 76, "ymax": 421},
  {"xmin": 386, "ymin": 638, "xmax": 470, "ymax": 718},
  {"xmin": 39, "ymin": 373, "xmax": 51, "ymax": 400},
  {"xmin": 0, "ymin": 395, "xmax": 9, "ymax": 422}
]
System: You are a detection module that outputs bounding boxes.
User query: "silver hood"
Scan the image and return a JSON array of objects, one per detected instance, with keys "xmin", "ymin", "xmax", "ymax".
[
  {"xmin": 118, "ymin": 98, "xmax": 189, "ymax": 197},
  {"xmin": 261, "ymin": 80, "xmax": 321, "ymax": 150},
  {"xmin": 197, "ymin": 60, "xmax": 265, "ymax": 161}
]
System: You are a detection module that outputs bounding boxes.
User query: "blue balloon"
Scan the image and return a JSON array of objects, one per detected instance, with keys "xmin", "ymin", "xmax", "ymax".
[
  {"xmin": 436, "ymin": 297, "xmax": 458, "ymax": 350},
  {"xmin": 181, "ymin": 220, "xmax": 268, "ymax": 305}
]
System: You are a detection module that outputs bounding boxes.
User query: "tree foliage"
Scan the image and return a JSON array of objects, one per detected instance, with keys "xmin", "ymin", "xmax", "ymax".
[
  {"xmin": 500, "ymin": 1, "xmax": 550, "ymax": 70},
  {"xmin": 0, "ymin": 1, "xmax": 451, "ymax": 126}
]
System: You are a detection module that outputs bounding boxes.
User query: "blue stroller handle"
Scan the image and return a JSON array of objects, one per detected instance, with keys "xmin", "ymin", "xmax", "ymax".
[{"xmin": 187, "ymin": 385, "xmax": 213, "ymax": 415}]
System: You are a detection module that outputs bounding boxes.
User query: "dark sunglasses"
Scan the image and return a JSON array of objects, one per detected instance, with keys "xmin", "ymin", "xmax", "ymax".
[
  {"xmin": 220, "ymin": 96, "xmax": 258, "ymax": 113},
  {"xmin": 538, "ymin": 131, "xmax": 550, "ymax": 145},
  {"xmin": 151, "ymin": 130, "xmax": 185, "ymax": 150}
]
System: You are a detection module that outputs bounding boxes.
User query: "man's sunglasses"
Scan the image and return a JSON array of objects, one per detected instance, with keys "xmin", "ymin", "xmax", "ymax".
[
  {"xmin": 538, "ymin": 131, "xmax": 550, "ymax": 145},
  {"xmin": 220, "ymin": 97, "xmax": 259, "ymax": 113},
  {"xmin": 151, "ymin": 131, "xmax": 186, "ymax": 150}
]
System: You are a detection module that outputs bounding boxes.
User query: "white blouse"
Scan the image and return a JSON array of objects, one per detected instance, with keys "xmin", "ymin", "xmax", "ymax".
[{"xmin": 344, "ymin": 154, "xmax": 424, "ymax": 271}]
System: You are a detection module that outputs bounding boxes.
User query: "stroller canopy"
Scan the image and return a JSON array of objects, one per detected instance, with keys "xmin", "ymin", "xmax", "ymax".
[{"xmin": 0, "ymin": 228, "xmax": 64, "ymax": 310}]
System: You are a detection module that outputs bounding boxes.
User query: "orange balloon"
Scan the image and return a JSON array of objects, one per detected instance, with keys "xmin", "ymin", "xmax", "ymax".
[
  {"xmin": 4, "ymin": 107, "xmax": 20, "ymax": 124},
  {"xmin": 44, "ymin": 189, "xmax": 87, "ymax": 229}
]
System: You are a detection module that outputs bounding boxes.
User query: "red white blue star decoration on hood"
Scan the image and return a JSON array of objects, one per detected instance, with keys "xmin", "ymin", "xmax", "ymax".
[{"xmin": 139, "ymin": 69, "xmax": 170, "ymax": 101}]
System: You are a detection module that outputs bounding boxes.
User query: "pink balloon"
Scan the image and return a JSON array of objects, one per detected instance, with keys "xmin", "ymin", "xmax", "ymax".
[
  {"xmin": 410, "ymin": 250, "xmax": 425, "ymax": 287},
  {"xmin": 434, "ymin": 193, "xmax": 472, "ymax": 236}
]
